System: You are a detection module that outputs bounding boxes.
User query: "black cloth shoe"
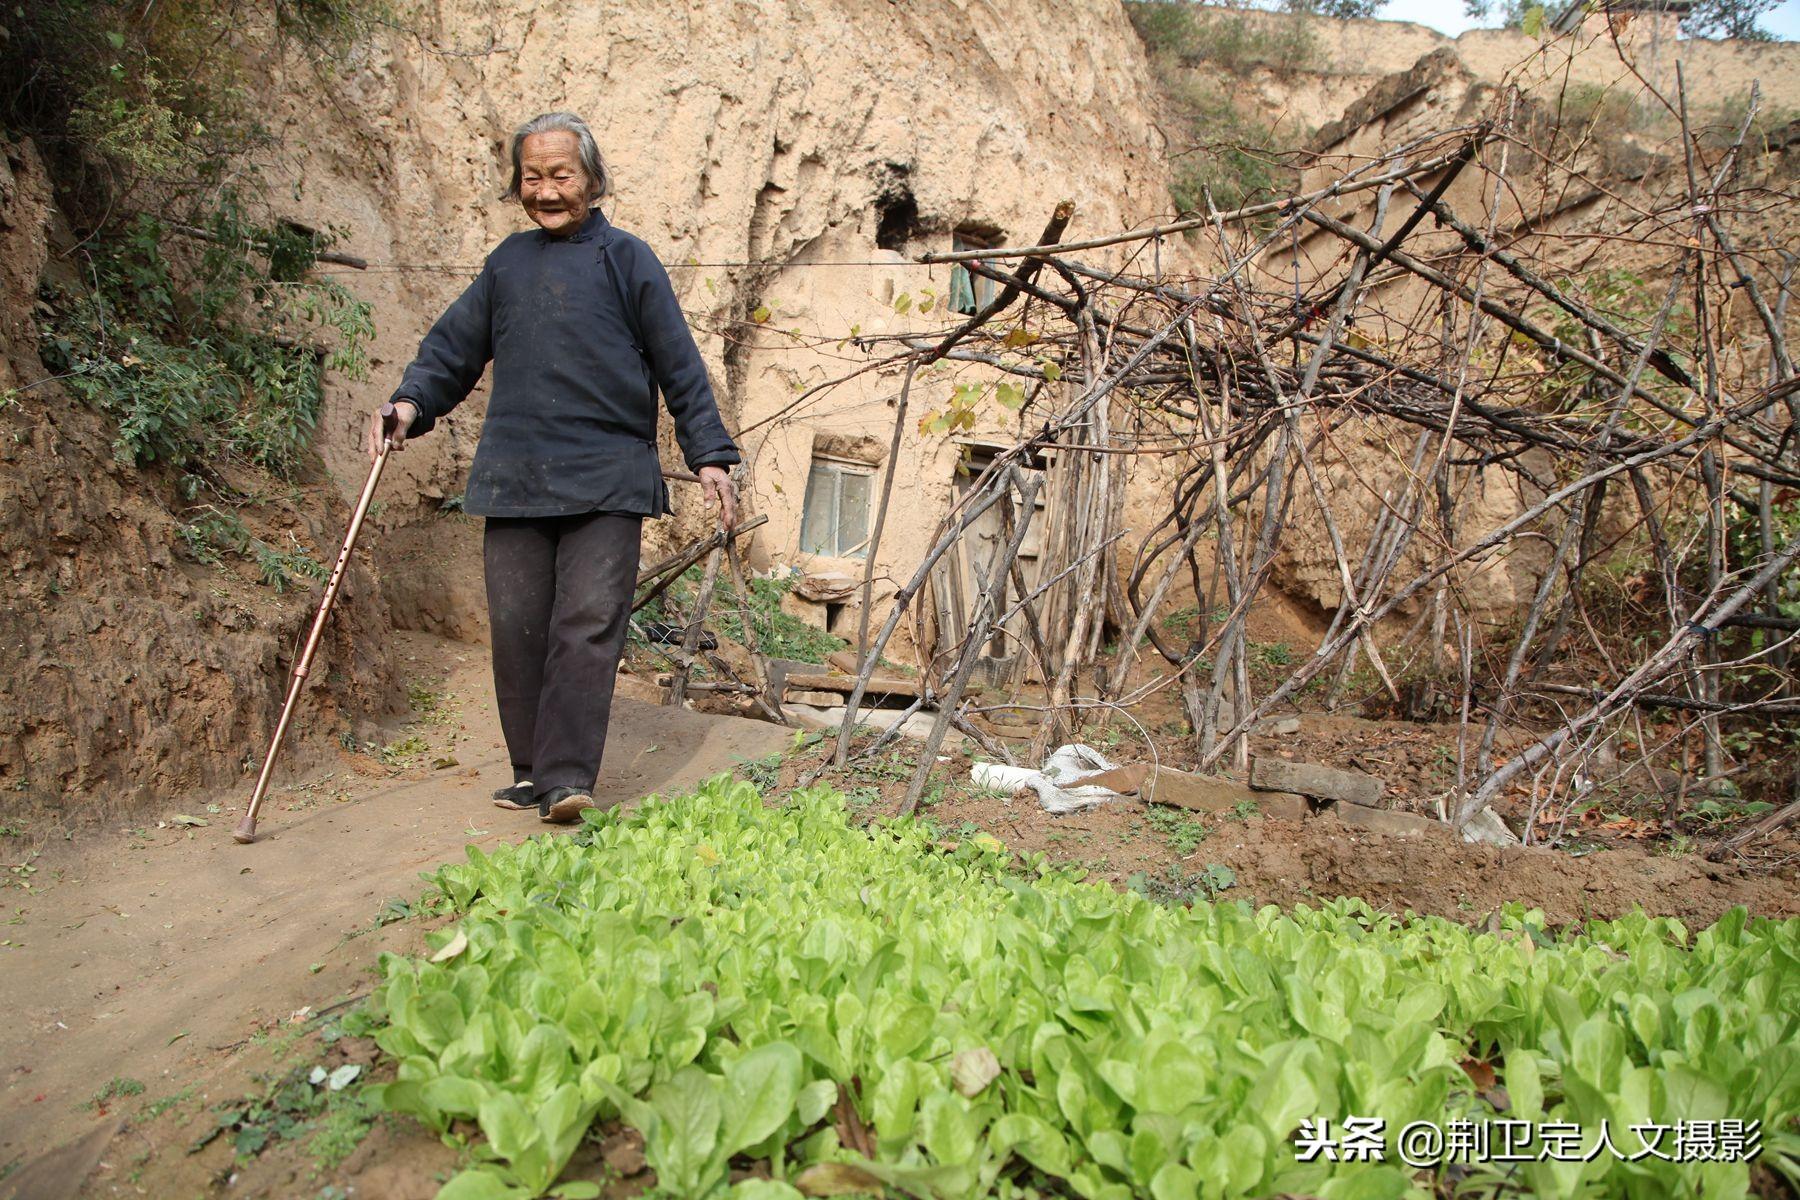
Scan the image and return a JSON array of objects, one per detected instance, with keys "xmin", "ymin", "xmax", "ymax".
[
  {"xmin": 538, "ymin": 786, "xmax": 598, "ymax": 824},
  {"xmin": 491, "ymin": 781, "xmax": 535, "ymax": 810}
]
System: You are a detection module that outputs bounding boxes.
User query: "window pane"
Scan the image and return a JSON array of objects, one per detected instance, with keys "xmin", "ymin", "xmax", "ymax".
[
  {"xmin": 949, "ymin": 265, "xmax": 977, "ymax": 315},
  {"xmin": 799, "ymin": 463, "xmax": 837, "ymax": 555},
  {"xmin": 974, "ymin": 272, "xmax": 996, "ymax": 310},
  {"xmin": 837, "ymin": 469, "xmax": 872, "ymax": 557}
]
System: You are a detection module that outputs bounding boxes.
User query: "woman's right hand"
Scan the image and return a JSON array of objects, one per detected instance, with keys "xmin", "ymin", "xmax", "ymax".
[{"xmin": 367, "ymin": 400, "xmax": 419, "ymax": 460}]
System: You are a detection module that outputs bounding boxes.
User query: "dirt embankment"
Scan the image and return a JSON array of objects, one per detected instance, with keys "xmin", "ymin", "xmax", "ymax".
[
  {"xmin": 787, "ymin": 719, "xmax": 1799, "ymax": 931},
  {"xmin": 0, "ymin": 142, "xmax": 403, "ymax": 820}
]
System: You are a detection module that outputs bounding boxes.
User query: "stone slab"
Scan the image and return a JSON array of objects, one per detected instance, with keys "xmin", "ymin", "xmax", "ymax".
[
  {"xmin": 1250, "ymin": 792, "xmax": 1311, "ymax": 822},
  {"xmin": 1070, "ymin": 763, "xmax": 1150, "ymax": 794},
  {"xmin": 1144, "ymin": 767, "xmax": 1305, "ymax": 815},
  {"xmin": 781, "ymin": 703, "xmax": 964, "ymax": 748},
  {"xmin": 1328, "ymin": 802, "xmax": 1440, "ymax": 838},
  {"xmin": 787, "ymin": 689, "xmax": 849, "ymax": 707},
  {"xmin": 1459, "ymin": 806, "xmax": 1521, "ymax": 846},
  {"xmin": 1251, "ymin": 756, "xmax": 1383, "ymax": 806}
]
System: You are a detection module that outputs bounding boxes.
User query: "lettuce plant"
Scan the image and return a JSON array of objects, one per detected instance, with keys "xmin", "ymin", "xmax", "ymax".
[{"xmin": 371, "ymin": 778, "xmax": 1800, "ymax": 1199}]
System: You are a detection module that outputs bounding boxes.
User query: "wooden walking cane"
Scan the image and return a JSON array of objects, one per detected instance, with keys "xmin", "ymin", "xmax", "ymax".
[{"xmin": 234, "ymin": 405, "xmax": 397, "ymax": 844}]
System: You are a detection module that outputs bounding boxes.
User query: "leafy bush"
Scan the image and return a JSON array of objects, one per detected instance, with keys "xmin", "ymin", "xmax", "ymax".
[
  {"xmin": 373, "ymin": 779, "xmax": 1800, "ymax": 1199},
  {"xmin": 178, "ymin": 506, "xmax": 327, "ymax": 591},
  {"xmin": 3, "ymin": 0, "xmax": 381, "ymax": 211},
  {"xmin": 12, "ymin": 0, "xmax": 379, "ymax": 579},
  {"xmin": 716, "ymin": 573, "xmax": 850, "ymax": 664},
  {"xmin": 1125, "ymin": 2, "xmax": 1318, "ymax": 75},
  {"xmin": 39, "ymin": 205, "xmax": 373, "ymax": 478},
  {"xmin": 253, "ymin": 537, "xmax": 329, "ymax": 592},
  {"xmin": 644, "ymin": 568, "xmax": 849, "ymax": 665},
  {"xmin": 1123, "ymin": 6, "xmax": 1302, "ymax": 217}
]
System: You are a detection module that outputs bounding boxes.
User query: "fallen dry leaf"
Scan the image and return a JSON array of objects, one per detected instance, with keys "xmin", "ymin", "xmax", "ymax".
[
  {"xmin": 430, "ymin": 929, "xmax": 468, "ymax": 963},
  {"xmin": 952, "ymin": 1046, "xmax": 1002, "ymax": 1097},
  {"xmin": 794, "ymin": 1162, "xmax": 882, "ymax": 1196},
  {"xmin": 1460, "ymin": 1057, "xmax": 1497, "ymax": 1090}
]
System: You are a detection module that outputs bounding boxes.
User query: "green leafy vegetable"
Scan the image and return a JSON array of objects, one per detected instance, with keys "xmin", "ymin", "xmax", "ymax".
[{"xmin": 372, "ymin": 778, "xmax": 1800, "ymax": 1198}]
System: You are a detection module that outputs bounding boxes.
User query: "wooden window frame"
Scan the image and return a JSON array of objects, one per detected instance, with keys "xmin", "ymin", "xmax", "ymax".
[{"xmin": 799, "ymin": 454, "xmax": 875, "ymax": 559}]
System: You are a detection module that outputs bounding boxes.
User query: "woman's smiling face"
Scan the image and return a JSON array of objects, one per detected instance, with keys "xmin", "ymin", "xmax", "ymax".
[{"xmin": 517, "ymin": 131, "xmax": 593, "ymax": 236}]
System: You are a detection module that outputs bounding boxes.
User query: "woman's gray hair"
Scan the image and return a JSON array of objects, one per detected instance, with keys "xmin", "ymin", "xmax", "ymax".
[{"xmin": 503, "ymin": 112, "xmax": 610, "ymax": 203}]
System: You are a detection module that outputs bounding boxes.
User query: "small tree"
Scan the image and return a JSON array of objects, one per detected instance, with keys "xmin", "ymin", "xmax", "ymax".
[
  {"xmin": 1464, "ymin": 0, "xmax": 1778, "ymax": 40},
  {"xmin": 1283, "ymin": 0, "xmax": 1383, "ymax": 17},
  {"xmin": 1461, "ymin": 0, "xmax": 1550, "ymax": 31},
  {"xmin": 1682, "ymin": 0, "xmax": 1779, "ymax": 40}
]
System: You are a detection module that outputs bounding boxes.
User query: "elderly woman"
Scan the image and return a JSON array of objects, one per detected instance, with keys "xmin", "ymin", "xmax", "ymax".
[{"xmin": 370, "ymin": 112, "xmax": 739, "ymax": 823}]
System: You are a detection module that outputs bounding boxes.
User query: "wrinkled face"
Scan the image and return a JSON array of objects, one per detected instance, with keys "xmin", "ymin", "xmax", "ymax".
[{"xmin": 518, "ymin": 131, "xmax": 593, "ymax": 236}]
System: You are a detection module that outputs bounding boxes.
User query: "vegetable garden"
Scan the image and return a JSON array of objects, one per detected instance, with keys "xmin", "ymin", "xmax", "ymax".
[{"xmin": 371, "ymin": 778, "xmax": 1800, "ymax": 1199}]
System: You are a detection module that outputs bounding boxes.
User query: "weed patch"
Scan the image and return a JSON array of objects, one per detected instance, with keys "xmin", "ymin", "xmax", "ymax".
[
  {"xmin": 641, "ymin": 568, "xmax": 847, "ymax": 665},
  {"xmin": 83, "ymin": 1075, "xmax": 145, "ymax": 1112},
  {"xmin": 195, "ymin": 1064, "xmax": 377, "ymax": 1169}
]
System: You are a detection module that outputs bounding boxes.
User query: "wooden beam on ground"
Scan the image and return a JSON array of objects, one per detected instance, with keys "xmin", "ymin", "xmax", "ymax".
[{"xmin": 782, "ymin": 671, "xmax": 921, "ymax": 700}]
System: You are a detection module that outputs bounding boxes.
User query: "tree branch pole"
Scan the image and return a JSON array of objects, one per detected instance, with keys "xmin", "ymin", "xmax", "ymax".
[
  {"xmin": 724, "ymin": 538, "xmax": 785, "ymax": 724},
  {"xmin": 1455, "ymin": 534, "xmax": 1800, "ymax": 826},
  {"xmin": 1707, "ymin": 796, "xmax": 1800, "ymax": 863},
  {"xmin": 666, "ymin": 542, "xmax": 724, "ymax": 708},
  {"xmin": 917, "ymin": 136, "xmax": 1481, "ymax": 264},
  {"xmin": 632, "ymin": 513, "xmax": 768, "ymax": 615},
  {"xmin": 999, "ymin": 481, "xmax": 1057, "ymax": 701},
  {"xmin": 854, "ymin": 359, "xmax": 916, "ymax": 662},
  {"xmin": 1472, "ymin": 251, "xmax": 1694, "ymax": 780},
  {"xmin": 831, "ymin": 481, "xmax": 1011, "ymax": 768},
  {"xmin": 1030, "ymin": 312, "xmax": 1108, "ymax": 763},
  {"xmin": 900, "ymin": 469, "xmax": 1041, "ymax": 816}
]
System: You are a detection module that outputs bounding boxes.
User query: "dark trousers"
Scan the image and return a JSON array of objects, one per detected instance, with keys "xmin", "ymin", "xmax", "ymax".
[{"xmin": 483, "ymin": 512, "xmax": 643, "ymax": 795}]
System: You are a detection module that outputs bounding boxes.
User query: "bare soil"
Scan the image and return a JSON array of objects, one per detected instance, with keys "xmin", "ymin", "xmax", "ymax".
[
  {"xmin": 787, "ymin": 724, "xmax": 1800, "ymax": 929},
  {"xmin": 0, "ymin": 630, "xmax": 788, "ymax": 1199}
]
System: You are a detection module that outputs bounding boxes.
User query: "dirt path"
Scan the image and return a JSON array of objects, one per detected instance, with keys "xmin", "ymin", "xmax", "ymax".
[{"xmin": 0, "ymin": 631, "xmax": 788, "ymax": 1183}]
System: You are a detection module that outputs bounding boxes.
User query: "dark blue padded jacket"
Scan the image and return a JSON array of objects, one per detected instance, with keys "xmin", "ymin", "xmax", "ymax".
[{"xmin": 390, "ymin": 208, "xmax": 739, "ymax": 518}]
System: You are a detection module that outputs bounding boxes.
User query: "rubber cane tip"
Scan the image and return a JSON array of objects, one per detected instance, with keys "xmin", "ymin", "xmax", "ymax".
[{"xmin": 232, "ymin": 820, "xmax": 258, "ymax": 844}]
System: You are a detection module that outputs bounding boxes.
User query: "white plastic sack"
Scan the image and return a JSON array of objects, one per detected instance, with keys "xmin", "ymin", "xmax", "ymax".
[{"xmin": 970, "ymin": 743, "xmax": 1125, "ymax": 814}]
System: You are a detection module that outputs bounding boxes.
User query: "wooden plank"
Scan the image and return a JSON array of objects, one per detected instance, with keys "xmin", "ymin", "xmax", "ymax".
[{"xmin": 782, "ymin": 671, "xmax": 920, "ymax": 698}]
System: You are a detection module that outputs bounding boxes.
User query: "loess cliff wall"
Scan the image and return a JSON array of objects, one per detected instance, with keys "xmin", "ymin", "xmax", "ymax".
[
  {"xmin": 243, "ymin": 0, "xmax": 1178, "ymax": 589},
  {"xmin": 0, "ymin": 144, "xmax": 402, "ymax": 817},
  {"xmin": 6, "ymin": 0, "xmax": 1792, "ymax": 810}
]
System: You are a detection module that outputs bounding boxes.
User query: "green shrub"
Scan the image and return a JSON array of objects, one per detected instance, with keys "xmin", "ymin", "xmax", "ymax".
[
  {"xmin": 11, "ymin": 0, "xmax": 379, "ymax": 577},
  {"xmin": 178, "ymin": 506, "xmax": 328, "ymax": 592},
  {"xmin": 373, "ymin": 779, "xmax": 1800, "ymax": 1198},
  {"xmin": 253, "ymin": 538, "xmax": 329, "ymax": 592},
  {"xmin": 39, "ymin": 203, "xmax": 373, "ymax": 480},
  {"xmin": 1125, "ymin": 1, "xmax": 1318, "ymax": 75},
  {"xmin": 644, "ymin": 568, "xmax": 849, "ymax": 665},
  {"xmin": 1123, "ymin": 7, "xmax": 1303, "ymax": 216},
  {"xmin": 2, "ymin": 0, "xmax": 383, "ymax": 208}
]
